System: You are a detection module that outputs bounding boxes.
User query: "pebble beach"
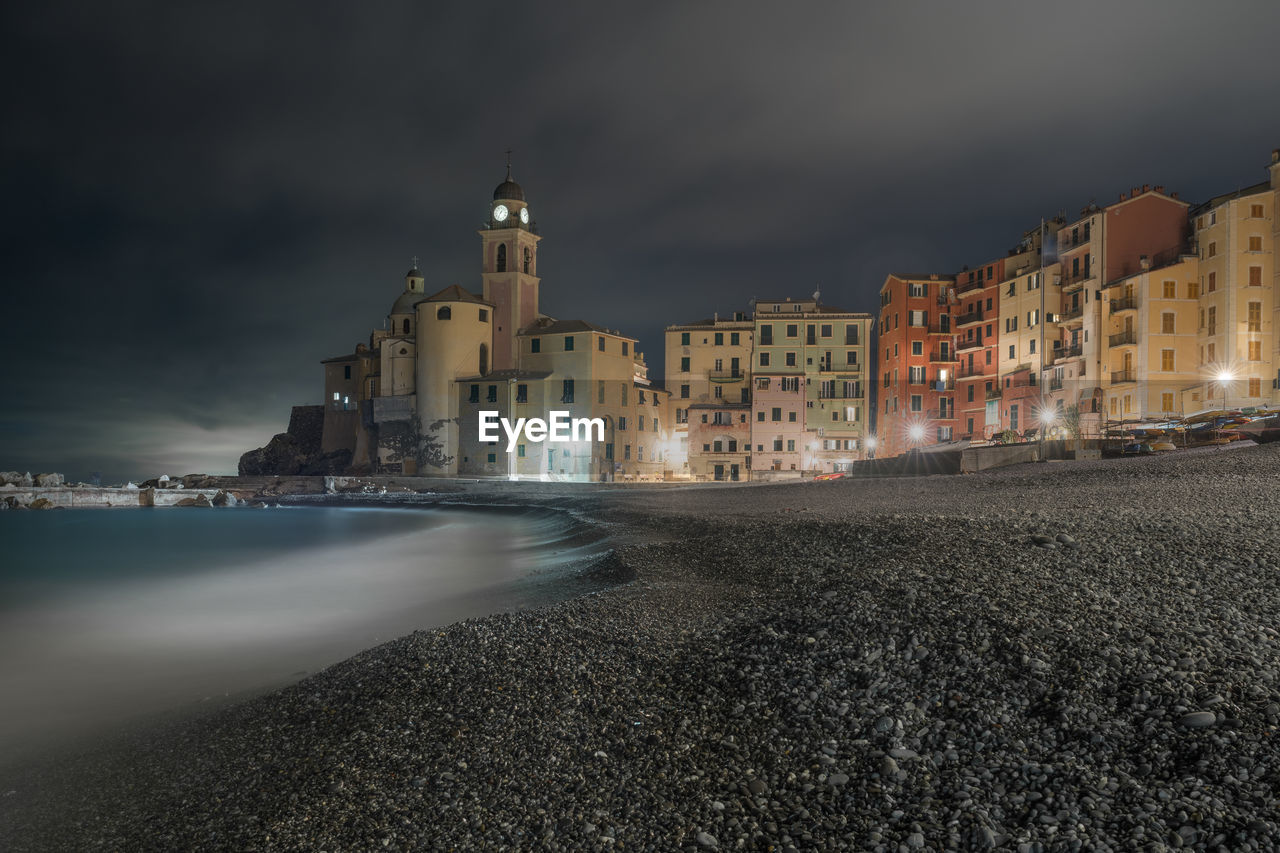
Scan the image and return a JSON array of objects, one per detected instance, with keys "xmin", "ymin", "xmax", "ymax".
[{"xmin": 2, "ymin": 443, "xmax": 1279, "ymax": 852}]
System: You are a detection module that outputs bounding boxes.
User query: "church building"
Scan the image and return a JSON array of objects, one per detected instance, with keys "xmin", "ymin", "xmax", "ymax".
[{"xmin": 318, "ymin": 166, "xmax": 675, "ymax": 481}]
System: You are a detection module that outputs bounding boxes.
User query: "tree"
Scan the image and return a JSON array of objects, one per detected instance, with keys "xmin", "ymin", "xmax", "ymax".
[
  {"xmin": 380, "ymin": 412, "xmax": 453, "ymax": 471},
  {"xmin": 1062, "ymin": 404, "xmax": 1081, "ymax": 439}
]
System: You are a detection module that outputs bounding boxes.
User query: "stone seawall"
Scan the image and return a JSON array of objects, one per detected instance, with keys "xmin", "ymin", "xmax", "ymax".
[{"xmin": 1, "ymin": 487, "xmax": 225, "ymax": 509}]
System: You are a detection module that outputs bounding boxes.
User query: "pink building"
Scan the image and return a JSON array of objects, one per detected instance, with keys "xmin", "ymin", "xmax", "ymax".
[{"xmin": 750, "ymin": 375, "xmax": 806, "ymax": 477}]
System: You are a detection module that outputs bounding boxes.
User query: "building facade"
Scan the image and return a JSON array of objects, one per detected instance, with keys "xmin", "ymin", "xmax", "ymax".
[
  {"xmin": 876, "ymin": 275, "xmax": 957, "ymax": 457},
  {"xmin": 664, "ymin": 314, "xmax": 754, "ymax": 479}
]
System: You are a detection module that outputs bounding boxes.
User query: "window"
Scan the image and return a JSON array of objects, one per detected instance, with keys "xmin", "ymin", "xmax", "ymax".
[
  {"xmin": 759, "ymin": 352, "xmax": 770, "ymax": 367},
  {"xmin": 487, "ymin": 453, "xmax": 497, "ymax": 464},
  {"xmin": 1110, "ymin": 397, "xmax": 1118, "ymax": 415},
  {"xmin": 1008, "ymin": 345, "xmax": 1015, "ymax": 359},
  {"xmin": 1029, "ymin": 340, "xmax": 1036, "ymax": 354},
  {"xmin": 1163, "ymin": 280, "xmax": 1176, "ymax": 298},
  {"xmin": 845, "ymin": 325, "xmax": 859, "ymax": 345},
  {"xmin": 713, "ymin": 386, "xmax": 722, "ymax": 399},
  {"xmin": 517, "ymin": 444, "xmax": 525, "ymax": 458},
  {"xmin": 909, "ymin": 366, "xmax": 925, "ymax": 384},
  {"xmin": 820, "ymin": 324, "xmax": 832, "ymax": 337},
  {"xmin": 478, "ymin": 343, "xmax": 488, "ymax": 376},
  {"xmin": 468, "ymin": 384, "xmax": 479, "ymax": 403},
  {"xmin": 1162, "ymin": 392, "xmax": 1174, "ymax": 412},
  {"xmin": 1249, "ymin": 378, "xmax": 1261, "ymax": 397},
  {"xmin": 1027, "ymin": 310, "xmax": 1039, "ymax": 327},
  {"xmin": 1248, "ymin": 301, "xmax": 1262, "ymax": 332},
  {"xmin": 1189, "ymin": 281, "xmax": 1199, "ymax": 298},
  {"xmin": 771, "ymin": 407, "xmax": 781, "ymax": 421},
  {"xmin": 624, "ymin": 445, "xmax": 631, "ymax": 460},
  {"xmin": 1249, "ymin": 236, "xmax": 1263, "ymax": 252},
  {"xmin": 680, "ymin": 384, "xmax": 689, "ymax": 399},
  {"xmin": 911, "ymin": 341, "xmax": 923, "ymax": 356},
  {"xmin": 1250, "ymin": 267, "xmax": 1263, "ymax": 287},
  {"xmin": 1207, "ymin": 242, "xmax": 1217, "ymax": 258},
  {"xmin": 846, "ymin": 350, "xmax": 858, "ymax": 365},
  {"xmin": 909, "ymin": 282, "xmax": 926, "ymax": 297},
  {"xmin": 524, "ymin": 248, "xmax": 532, "ymax": 273},
  {"xmin": 786, "ymin": 324, "xmax": 798, "ymax": 337},
  {"xmin": 1208, "ymin": 306, "xmax": 1216, "ymax": 336},
  {"xmin": 531, "ymin": 337, "xmax": 541, "ymax": 353},
  {"xmin": 681, "ymin": 332, "xmax": 690, "ymax": 345},
  {"xmin": 788, "ymin": 411, "xmax": 797, "ymax": 422},
  {"xmin": 496, "ymin": 244, "xmax": 507, "ymax": 272},
  {"xmin": 516, "ymin": 384, "xmax": 527, "ymax": 403},
  {"xmin": 680, "ymin": 357, "xmax": 690, "ymax": 372},
  {"xmin": 910, "ymin": 395, "xmax": 922, "ymax": 412},
  {"xmin": 561, "ymin": 379, "xmax": 574, "ymax": 403},
  {"xmin": 757, "ymin": 411, "xmax": 765, "ymax": 422},
  {"xmin": 598, "ymin": 381, "xmax": 606, "ymax": 404},
  {"xmin": 1250, "ymin": 203, "xmax": 1264, "ymax": 218},
  {"xmin": 1199, "ymin": 308, "xmax": 1206, "ymax": 329},
  {"xmin": 1208, "ymin": 272, "xmax": 1217, "ymax": 292},
  {"xmin": 564, "ymin": 335, "xmax": 575, "ymax": 351},
  {"xmin": 760, "ymin": 325, "xmax": 773, "ymax": 345},
  {"xmin": 486, "ymin": 385, "xmax": 498, "ymax": 403},
  {"xmin": 1161, "ymin": 313, "xmax": 1175, "ymax": 334},
  {"xmin": 623, "ymin": 342, "xmax": 629, "ymax": 356},
  {"xmin": 785, "ymin": 352, "xmax": 796, "ymax": 367},
  {"xmin": 598, "ymin": 336, "xmax": 606, "ymax": 352},
  {"xmin": 605, "ymin": 444, "xmax": 614, "ymax": 460},
  {"xmin": 710, "ymin": 332, "xmax": 722, "ymax": 346},
  {"xmin": 909, "ymin": 310, "xmax": 926, "ymax": 327},
  {"xmin": 1248, "ymin": 341, "xmax": 1262, "ymax": 361},
  {"xmin": 1161, "ymin": 349, "xmax": 1174, "ymax": 371},
  {"xmin": 343, "ymin": 365, "xmax": 351, "ymax": 379},
  {"xmin": 781, "ymin": 376, "xmax": 800, "ymax": 392},
  {"xmin": 1208, "ymin": 342, "xmax": 1216, "ymax": 362}
]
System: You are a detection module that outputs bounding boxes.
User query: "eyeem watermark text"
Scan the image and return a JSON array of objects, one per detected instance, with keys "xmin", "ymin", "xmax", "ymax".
[{"xmin": 478, "ymin": 411, "xmax": 605, "ymax": 452}]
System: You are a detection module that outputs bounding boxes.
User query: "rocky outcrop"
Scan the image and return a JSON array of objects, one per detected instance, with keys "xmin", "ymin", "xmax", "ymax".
[
  {"xmin": 35, "ymin": 473, "xmax": 64, "ymax": 487},
  {"xmin": 1, "ymin": 472, "xmax": 34, "ymax": 487},
  {"xmin": 238, "ymin": 432, "xmax": 352, "ymax": 477}
]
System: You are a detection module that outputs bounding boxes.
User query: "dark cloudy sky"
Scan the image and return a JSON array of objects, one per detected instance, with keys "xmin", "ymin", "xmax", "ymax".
[{"xmin": 3, "ymin": 1, "xmax": 1277, "ymax": 482}]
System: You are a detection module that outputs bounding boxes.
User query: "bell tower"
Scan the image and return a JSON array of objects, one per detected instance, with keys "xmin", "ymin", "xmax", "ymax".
[{"xmin": 480, "ymin": 154, "xmax": 542, "ymax": 371}]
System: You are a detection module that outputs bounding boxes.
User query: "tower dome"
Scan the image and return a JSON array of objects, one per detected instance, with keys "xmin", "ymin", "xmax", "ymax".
[{"xmin": 493, "ymin": 153, "xmax": 525, "ymax": 201}]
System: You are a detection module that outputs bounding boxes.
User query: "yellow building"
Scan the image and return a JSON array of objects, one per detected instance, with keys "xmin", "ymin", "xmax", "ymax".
[
  {"xmin": 1189, "ymin": 168, "xmax": 1276, "ymax": 411},
  {"xmin": 664, "ymin": 313, "xmax": 754, "ymax": 478},
  {"xmin": 1098, "ymin": 257, "xmax": 1201, "ymax": 421}
]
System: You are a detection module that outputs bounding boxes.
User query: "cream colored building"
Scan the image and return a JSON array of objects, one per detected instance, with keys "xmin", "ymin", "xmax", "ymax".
[
  {"xmin": 1188, "ymin": 167, "xmax": 1276, "ymax": 411},
  {"xmin": 664, "ymin": 313, "xmax": 753, "ymax": 478},
  {"xmin": 319, "ymin": 166, "xmax": 671, "ymax": 481}
]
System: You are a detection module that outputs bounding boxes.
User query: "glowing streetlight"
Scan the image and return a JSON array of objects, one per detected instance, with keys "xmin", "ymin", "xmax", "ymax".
[
  {"xmin": 865, "ymin": 436, "xmax": 877, "ymax": 450},
  {"xmin": 1215, "ymin": 370, "xmax": 1235, "ymax": 411},
  {"xmin": 908, "ymin": 424, "xmax": 925, "ymax": 443}
]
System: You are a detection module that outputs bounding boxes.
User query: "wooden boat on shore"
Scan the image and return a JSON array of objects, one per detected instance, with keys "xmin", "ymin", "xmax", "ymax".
[{"xmin": 1238, "ymin": 415, "xmax": 1280, "ymax": 444}]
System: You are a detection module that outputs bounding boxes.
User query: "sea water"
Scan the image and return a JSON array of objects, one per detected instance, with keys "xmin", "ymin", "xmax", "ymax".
[{"xmin": 0, "ymin": 505, "xmax": 606, "ymax": 763}]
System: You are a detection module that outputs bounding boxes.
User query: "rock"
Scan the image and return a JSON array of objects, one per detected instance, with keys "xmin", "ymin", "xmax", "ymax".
[
  {"xmin": 907, "ymin": 832, "xmax": 925, "ymax": 848},
  {"xmin": 1030, "ymin": 534, "xmax": 1053, "ymax": 546},
  {"xmin": 695, "ymin": 830, "xmax": 718, "ymax": 848},
  {"xmin": 27, "ymin": 497, "xmax": 56, "ymax": 510},
  {"xmin": 747, "ymin": 778, "xmax": 767, "ymax": 796},
  {"xmin": 211, "ymin": 490, "xmax": 231, "ymax": 507},
  {"xmin": 827, "ymin": 773, "xmax": 849, "ymax": 786},
  {"xmin": 1055, "ymin": 533, "xmax": 1079, "ymax": 549},
  {"xmin": 34, "ymin": 473, "xmax": 64, "ymax": 487},
  {"xmin": 1, "ymin": 472, "xmax": 34, "ymax": 487},
  {"xmin": 1178, "ymin": 711, "xmax": 1217, "ymax": 728}
]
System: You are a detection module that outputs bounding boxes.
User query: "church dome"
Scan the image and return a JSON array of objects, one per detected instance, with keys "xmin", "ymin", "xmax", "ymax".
[
  {"xmin": 493, "ymin": 179, "xmax": 525, "ymax": 202},
  {"xmin": 390, "ymin": 290, "xmax": 420, "ymax": 315}
]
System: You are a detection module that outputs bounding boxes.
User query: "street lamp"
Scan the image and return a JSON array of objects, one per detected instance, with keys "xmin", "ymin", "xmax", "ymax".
[
  {"xmin": 1216, "ymin": 370, "xmax": 1234, "ymax": 412},
  {"xmin": 1038, "ymin": 406, "xmax": 1056, "ymax": 462},
  {"xmin": 507, "ymin": 377, "xmax": 517, "ymax": 481},
  {"xmin": 908, "ymin": 424, "xmax": 925, "ymax": 446},
  {"xmin": 865, "ymin": 435, "xmax": 877, "ymax": 460}
]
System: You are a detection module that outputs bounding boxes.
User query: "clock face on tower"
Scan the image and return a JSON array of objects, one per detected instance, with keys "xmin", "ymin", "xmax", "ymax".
[
  {"xmin": 493, "ymin": 204, "xmax": 509, "ymax": 222},
  {"xmin": 519, "ymin": 207, "xmax": 529, "ymax": 224}
]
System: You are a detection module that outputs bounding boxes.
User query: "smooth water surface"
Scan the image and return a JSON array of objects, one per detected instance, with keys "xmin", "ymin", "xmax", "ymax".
[{"xmin": 0, "ymin": 506, "xmax": 602, "ymax": 762}]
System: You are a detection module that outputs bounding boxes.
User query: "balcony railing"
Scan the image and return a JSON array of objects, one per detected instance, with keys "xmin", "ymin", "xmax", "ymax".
[
  {"xmin": 956, "ymin": 337, "xmax": 984, "ymax": 352},
  {"xmin": 956, "ymin": 278, "xmax": 985, "ymax": 295},
  {"xmin": 1052, "ymin": 343, "xmax": 1083, "ymax": 362},
  {"xmin": 1111, "ymin": 370, "xmax": 1136, "ymax": 385},
  {"xmin": 1059, "ymin": 304, "xmax": 1083, "ymax": 321},
  {"xmin": 1108, "ymin": 329, "xmax": 1136, "ymax": 347},
  {"xmin": 1049, "ymin": 377, "xmax": 1064, "ymax": 391},
  {"xmin": 708, "ymin": 370, "xmax": 745, "ymax": 382},
  {"xmin": 985, "ymin": 387, "xmax": 1002, "ymax": 400},
  {"xmin": 957, "ymin": 365, "xmax": 984, "ymax": 379},
  {"xmin": 1109, "ymin": 296, "xmax": 1138, "ymax": 314},
  {"xmin": 930, "ymin": 350, "xmax": 959, "ymax": 363},
  {"xmin": 956, "ymin": 309, "xmax": 984, "ymax": 326}
]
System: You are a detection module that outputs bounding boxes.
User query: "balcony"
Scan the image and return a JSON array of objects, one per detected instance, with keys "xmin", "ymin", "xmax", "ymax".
[
  {"xmin": 956, "ymin": 365, "xmax": 985, "ymax": 379},
  {"xmin": 956, "ymin": 309, "xmax": 984, "ymax": 327},
  {"xmin": 1049, "ymin": 376, "xmax": 1064, "ymax": 391},
  {"xmin": 708, "ymin": 370, "xmax": 744, "ymax": 383},
  {"xmin": 956, "ymin": 278, "xmax": 985, "ymax": 295},
  {"xmin": 930, "ymin": 350, "xmax": 958, "ymax": 363},
  {"xmin": 985, "ymin": 387, "xmax": 1002, "ymax": 400},
  {"xmin": 1111, "ymin": 370, "xmax": 1136, "ymax": 385},
  {"xmin": 956, "ymin": 337, "xmax": 984, "ymax": 353},
  {"xmin": 1051, "ymin": 343, "xmax": 1083, "ymax": 362},
  {"xmin": 935, "ymin": 378, "xmax": 956, "ymax": 392},
  {"xmin": 1108, "ymin": 329, "xmax": 1136, "ymax": 347},
  {"xmin": 1109, "ymin": 295, "xmax": 1138, "ymax": 314},
  {"xmin": 1059, "ymin": 304, "xmax": 1083, "ymax": 322}
]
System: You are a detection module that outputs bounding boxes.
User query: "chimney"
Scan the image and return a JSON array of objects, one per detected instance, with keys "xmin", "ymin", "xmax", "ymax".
[
  {"xmin": 1171, "ymin": 192, "xmax": 1179, "ymax": 200},
  {"xmin": 1154, "ymin": 185, "xmax": 1165, "ymax": 194},
  {"xmin": 1272, "ymin": 148, "xmax": 1279, "ymax": 164},
  {"xmin": 1132, "ymin": 187, "xmax": 1141, "ymax": 197},
  {"xmin": 1119, "ymin": 192, "xmax": 1127, "ymax": 202},
  {"xmin": 1140, "ymin": 255, "xmax": 1150, "ymax": 270},
  {"xmin": 1142, "ymin": 184, "xmax": 1150, "ymax": 193}
]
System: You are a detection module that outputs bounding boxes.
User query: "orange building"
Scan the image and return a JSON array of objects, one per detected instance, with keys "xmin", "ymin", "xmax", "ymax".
[
  {"xmin": 952, "ymin": 258, "xmax": 1005, "ymax": 441},
  {"xmin": 876, "ymin": 273, "xmax": 958, "ymax": 457}
]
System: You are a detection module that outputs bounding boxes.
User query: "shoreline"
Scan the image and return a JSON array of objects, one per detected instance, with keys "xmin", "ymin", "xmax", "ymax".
[{"xmin": 2, "ymin": 444, "xmax": 1278, "ymax": 850}]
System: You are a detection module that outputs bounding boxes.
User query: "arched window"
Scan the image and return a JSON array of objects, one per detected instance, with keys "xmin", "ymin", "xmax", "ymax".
[
  {"xmin": 402, "ymin": 318, "xmax": 410, "ymax": 334},
  {"xmin": 523, "ymin": 248, "xmax": 532, "ymax": 274},
  {"xmin": 496, "ymin": 244, "xmax": 507, "ymax": 272},
  {"xmin": 478, "ymin": 343, "xmax": 489, "ymax": 376},
  {"xmin": 437, "ymin": 306, "xmax": 451, "ymax": 320}
]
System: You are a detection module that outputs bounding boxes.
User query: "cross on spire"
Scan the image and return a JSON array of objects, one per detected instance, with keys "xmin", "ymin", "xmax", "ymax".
[
  {"xmin": 410, "ymin": 255, "xmax": 419, "ymax": 270},
  {"xmin": 505, "ymin": 149, "xmax": 512, "ymax": 180}
]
